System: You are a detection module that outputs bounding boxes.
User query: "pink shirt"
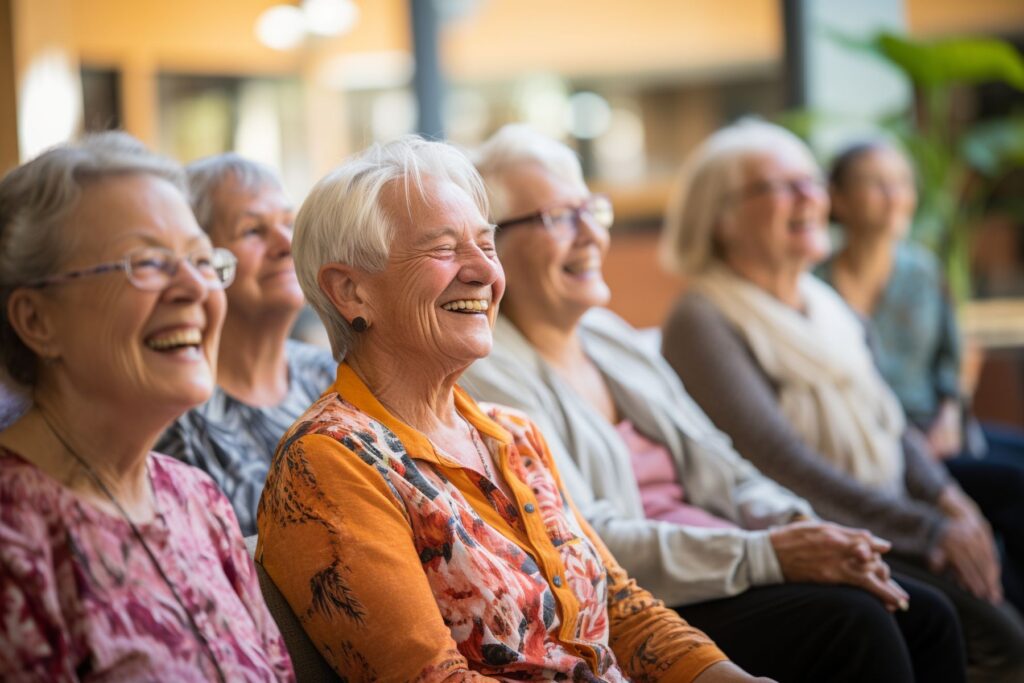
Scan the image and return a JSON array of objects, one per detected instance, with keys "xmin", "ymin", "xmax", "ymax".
[
  {"xmin": 0, "ymin": 448, "xmax": 295, "ymax": 682},
  {"xmin": 617, "ymin": 420, "xmax": 737, "ymax": 530}
]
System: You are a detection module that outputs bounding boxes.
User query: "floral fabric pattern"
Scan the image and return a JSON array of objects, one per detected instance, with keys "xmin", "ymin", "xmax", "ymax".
[
  {"xmin": 256, "ymin": 362, "xmax": 725, "ymax": 682},
  {"xmin": 0, "ymin": 449, "xmax": 295, "ymax": 682}
]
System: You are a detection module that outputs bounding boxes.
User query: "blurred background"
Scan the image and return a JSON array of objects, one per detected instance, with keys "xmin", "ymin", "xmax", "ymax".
[{"xmin": 2, "ymin": 0, "xmax": 1023, "ymax": 418}]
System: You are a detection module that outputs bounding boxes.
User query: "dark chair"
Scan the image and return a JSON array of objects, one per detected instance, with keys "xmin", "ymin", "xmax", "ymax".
[{"xmin": 244, "ymin": 535, "xmax": 340, "ymax": 682}]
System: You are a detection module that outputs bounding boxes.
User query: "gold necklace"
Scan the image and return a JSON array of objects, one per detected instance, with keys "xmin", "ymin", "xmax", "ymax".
[
  {"xmin": 38, "ymin": 409, "xmax": 227, "ymax": 683},
  {"xmin": 459, "ymin": 412, "xmax": 495, "ymax": 482}
]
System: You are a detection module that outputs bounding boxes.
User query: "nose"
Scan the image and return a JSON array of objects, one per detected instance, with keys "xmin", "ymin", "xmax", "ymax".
[
  {"xmin": 572, "ymin": 210, "xmax": 608, "ymax": 247},
  {"xmin": 458, "ymin": 242, "xmax": 501, "ymax": 286},
  {"xmin": 164, "ymin": 257, "xmax": 211, "ymax": 302},
  {"xmin": 269, "ymin": 223, "xmax": 293, "ymax": 258}
]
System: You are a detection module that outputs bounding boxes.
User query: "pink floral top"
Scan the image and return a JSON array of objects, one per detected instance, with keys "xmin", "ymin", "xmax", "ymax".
[{"xmin": 0, "ymin": 448, "xmax": 295, "ymax": 682}]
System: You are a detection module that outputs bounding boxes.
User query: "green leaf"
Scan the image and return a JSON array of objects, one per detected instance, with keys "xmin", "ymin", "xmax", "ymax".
[{"xmin": 875, "ymin": 32, "xmax": 1024, "ymax": 89}]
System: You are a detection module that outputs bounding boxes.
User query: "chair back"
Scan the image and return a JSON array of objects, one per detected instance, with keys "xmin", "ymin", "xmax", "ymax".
[{"xmin": 244, "ymin": 535, "xmax": 340, "ymax": 682}]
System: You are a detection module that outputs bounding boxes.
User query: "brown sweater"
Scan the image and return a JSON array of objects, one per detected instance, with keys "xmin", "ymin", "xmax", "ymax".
[{"xmin": 661, "ymin": 291, "xmax": 949, "ymax": 560}]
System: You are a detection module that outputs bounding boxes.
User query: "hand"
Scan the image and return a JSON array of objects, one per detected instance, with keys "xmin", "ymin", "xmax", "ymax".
[
  {"xmin": 693, "ymin": 661, "xmax": 777, "ymax": 682},
  {"xmin": 927, "ymin": 399, "xmax": 963, "ymax": 460},
  {"xmin": 770, "ymin": 521, "xmax": 909, "ymax": 612},
  {"xmin": 934, "ymin": 486, "xmax": 1002, "ymax": 603}
]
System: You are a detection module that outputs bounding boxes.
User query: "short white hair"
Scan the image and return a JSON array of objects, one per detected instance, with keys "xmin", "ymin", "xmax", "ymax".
[
  {"xmin": 185, "ymin": 153, "xmax": 284, "ymax": 233},
  {"xmin": 660, "ymin": 118, "xmax": 820, "ymax": 275},
  {"xmin": 471, "ymin": 124, "xmax": 585, "ymax": 223},
  {"xmin": 293, "ymin": 135, "xmax": 489, "ymax": 359}
]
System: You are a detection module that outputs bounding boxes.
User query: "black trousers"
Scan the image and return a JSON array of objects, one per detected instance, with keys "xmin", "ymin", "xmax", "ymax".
[
  {"xmin": 675, "ymin": 576, "xmax": 965, "ymax": 683},
  {"xmin": 888, "ymin": 557, "xmax": 1024, "ymax": 683}
]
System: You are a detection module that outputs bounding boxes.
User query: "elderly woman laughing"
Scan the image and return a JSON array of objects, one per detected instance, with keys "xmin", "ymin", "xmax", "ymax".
[{"xmin": 255, "ymin": 137, "xmax": 768, "ymax": 682}]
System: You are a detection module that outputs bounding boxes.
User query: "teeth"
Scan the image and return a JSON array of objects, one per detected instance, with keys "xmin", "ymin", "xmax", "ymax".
[
  {"xmin": 564, "ymin": 259, "xmax": 601, "ymax": 275},
  {"xmin": 147, "ymin": 328, "xmax": 202, "ymax": 350},
  {"xmin": 441, "ymin": 299, "xmax": 489, "ymax": 312}
]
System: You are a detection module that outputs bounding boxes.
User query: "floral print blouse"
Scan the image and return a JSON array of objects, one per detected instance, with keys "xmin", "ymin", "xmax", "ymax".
[
  {"xmin": 0, "ymin": 448, "xmax": 295, "ymax": 682},
  {"xmin": 256, "ymin": 363, "xmax": 725, "ymax": 682}
]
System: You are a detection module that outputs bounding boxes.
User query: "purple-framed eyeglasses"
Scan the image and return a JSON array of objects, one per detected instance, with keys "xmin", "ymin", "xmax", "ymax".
[
  {"xmin": 22, "ymin": 246, "xmax": 238, "ymax": 291},
  {"xmin": 496, "ymin": 193, "xmax": 614, "ymax": 241}
]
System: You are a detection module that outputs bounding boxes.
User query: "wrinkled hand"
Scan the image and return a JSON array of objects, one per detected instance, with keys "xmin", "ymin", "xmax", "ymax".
[
  {"xmin": 692, "ymin": 661, "xmax": 776, "ymax": 683},
  {"xmin": 934, "ymin": 486, "xmax": 1002, "ymax": 603},
  {"xmin": 770, "ymin": 520, "xmax": 908, "ymax": 612},
  {"xmin": 927, "ymin": 399, "xmax": 963, "ymax": 460}
]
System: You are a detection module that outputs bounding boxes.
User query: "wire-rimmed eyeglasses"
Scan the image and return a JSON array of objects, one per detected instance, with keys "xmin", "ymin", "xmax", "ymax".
[
  {"xmin": 22, "ymin": 246, "xmax": 238, "ymax": 291},
  {"xmin": 496, "ymin": 194, "xmax": 614, "ymax": 241}
]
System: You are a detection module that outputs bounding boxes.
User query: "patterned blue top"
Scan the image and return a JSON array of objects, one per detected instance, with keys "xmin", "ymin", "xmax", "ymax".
[
  {"xmin": 156, "ymin": 340, "xmax": 337, "ymax": 535},
  {"xmin": 818, "ymin": 241, "xmax": 960, "ymax": 428}
]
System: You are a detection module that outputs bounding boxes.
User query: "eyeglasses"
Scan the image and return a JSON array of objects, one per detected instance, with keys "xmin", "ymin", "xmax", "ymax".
[
  {"xmin": 727, "ymin": 176, "xmax": 825, "ymax": 205},
  {"xmin": 23, "ymin": 246, "xmax": 238, "ymax": 291},
  {"xmin": 496, "ymin": 194, "xmax": 614, "ymax": 241}
]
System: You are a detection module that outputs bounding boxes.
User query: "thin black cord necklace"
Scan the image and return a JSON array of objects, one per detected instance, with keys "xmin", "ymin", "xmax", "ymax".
[{"xmin": 38, "ymin": 409, "xmax": 228, "ymax": 683}]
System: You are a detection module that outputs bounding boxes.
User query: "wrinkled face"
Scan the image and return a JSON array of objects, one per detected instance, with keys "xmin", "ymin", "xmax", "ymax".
[
  {"xmin": 494, "ymin": 162, "xmax": 610, "ymax": 328},
  {"xmin": 717, "ymin": 149, "xmax": 830, "ymax": 274},
  {"xmin": 359, "ymin": 177, "xmax": 505, "ymax": 371},
  {"xmin": 831, "ymin": 147, "xmax": 917, "ymax": 240},
  {"xmin": 41, "ymin": 174, "xmax": 226, "ymax": 418},
  {"xmin": 207, "ymin": 177, "xmax": 304, "ymax": 321}
]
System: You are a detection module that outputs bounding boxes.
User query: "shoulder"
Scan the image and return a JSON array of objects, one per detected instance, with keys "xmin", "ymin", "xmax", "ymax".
[
  {"xmin": 664, "ymin": 290, "xmax": 734, "ymax": 341},
  {"xmin": 896, "ymin": 241, "xmax": 942, "ymax": 281},
  {"xmin": 0, "ymin": 450, "xmax": 60, "ymax": 550},
  {"xmin": 149, "ymin": 452, "xmax": 229, "ymax": 507},
  {"xmin": 286, "ymin": 340, "xmax": 338, "ymax": 382}
]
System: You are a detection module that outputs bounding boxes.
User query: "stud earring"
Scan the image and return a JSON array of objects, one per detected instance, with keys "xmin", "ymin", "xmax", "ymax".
[{"xmin": 351, "ymin": 316, "xmax": 368, "ymax": 332}]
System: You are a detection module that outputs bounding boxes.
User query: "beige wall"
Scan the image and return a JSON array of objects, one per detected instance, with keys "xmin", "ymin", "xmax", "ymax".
[
  {"xmin": 907, "ymin": 0, "xmax": 1024, "ymax": 36},
  {"xmin": 0, "ymin": 0, "xmax": 18, "ymax": 172}
]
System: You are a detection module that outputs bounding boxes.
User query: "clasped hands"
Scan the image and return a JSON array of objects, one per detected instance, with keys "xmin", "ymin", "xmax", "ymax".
[{"xmin": 769, "ymin": 520, "xmax": 908, "ymax": 612}]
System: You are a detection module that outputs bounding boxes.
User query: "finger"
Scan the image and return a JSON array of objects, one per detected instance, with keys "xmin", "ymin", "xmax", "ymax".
[
  {"xmin": 868, "ymin": 534, "xmax": 892, "ymax": 554},
  {"xmin": 952, "ymin": 553, "xmax": 991, "ymax": 601},
  {"xmin": 855, "ymin": 567, "xmax": 906, "ymax": 611}
]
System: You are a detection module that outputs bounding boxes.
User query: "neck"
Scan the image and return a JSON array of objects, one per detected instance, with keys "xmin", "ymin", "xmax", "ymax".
[
  {"xmin": 506, "ymin": 308, "xmax": 588, "ymax": 372},
  {"xmin": 837, "ymin": 231, "xmax": 895, "ymax": 281},
  {"xmin": 346, "ymin": 343, "xmax": 463, "ymax": 435},
  {"xmin": 216, "ymin": 310, "xmax": 297, "ymax": 406},
  {"xmin": 725, "ymin": 257, "xmax": 804, "ymax": 310},
  {"xmin": 17, "ymin": 385, "xmax": 161, "ymax": 518}
]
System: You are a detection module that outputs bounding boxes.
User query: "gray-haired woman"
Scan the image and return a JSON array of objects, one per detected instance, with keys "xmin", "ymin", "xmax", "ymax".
[
  {"xmin": 0, "ymin": 133, "xmax": 293, "ymax": 680},
  {"xmin": 157, "ymin": 153, "xmax": 335, "ymax": 536},
  {"xmin": 256, "ymin": 135, "xmax": 769, "ymax": 682},
  {"xmin": 660, "ymin": 118, "xmax": 1024, "ymax": 681}
]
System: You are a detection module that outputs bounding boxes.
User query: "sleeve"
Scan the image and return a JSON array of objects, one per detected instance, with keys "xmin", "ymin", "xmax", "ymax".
[
  {"xmin": 0, "ymin": 519, "xmax": 76, "ymax": 682},
  {"xmin": 515, "ymin": 419, "xmax": 728, "ymax": 683},
  {"xmin": 257, "ymin": 434, "xmax": 495, "ymax": 683},
  {"xmin": 661, "ymin": 295, "xmax": 947, "ymax": 560},
  {"xmin": 932, "ymin": 284, "xmax": 962, "ymax": 403},
  {"xmin": 203, "ymin": 480, "xmax": 295, "ymax": 682},
  {"xmin": 462, "ymin": 360, "xmax": 788, "ymax": 606},
  {"xmin": 902, "ymin": 428, "xmax": 952, "ymax": 503}
]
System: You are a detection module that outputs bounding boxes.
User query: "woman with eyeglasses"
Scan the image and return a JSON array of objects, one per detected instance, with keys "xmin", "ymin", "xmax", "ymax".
[
  {"xmin": 819, "ymin": 140, "xmax": 1024, "ymax": 616},
  {"xmin": 156, "ymin": 154, "xmax": 336, "ymax": 537},
  {"xmin": 0, "ymin": 133, "xmax": 294, "ymax": 681},
  {"xmin": 660, "ymin": 118, "xmax": 1024, "ymax": 680},
  {"xmin": 462, "ymin": 124, "xmax": 966, "ymax": 683}
]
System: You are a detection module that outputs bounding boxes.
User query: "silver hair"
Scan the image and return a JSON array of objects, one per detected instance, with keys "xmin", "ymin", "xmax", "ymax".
[
  {"xmin": 293, "ymin": 134, "xmax": 489, "ymax": 359},
  {"xmin": 470, "ymin": 123, "xmax": 585, "ymax": 223},
  {"xmin": 0, "ymin": 131, "xmax": 186, "ymax": 387},
  {"xmin": 660, "ymin": 118, "xmax": 820, "ymax": 275},
  {"xmin": 185, "ymin": 152, "xmax": 284, "ymax": 234}
]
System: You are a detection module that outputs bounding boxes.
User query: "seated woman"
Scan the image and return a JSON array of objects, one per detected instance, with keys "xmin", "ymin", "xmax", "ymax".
[
  {"xmin": 0, "ymin": 133, "xmax": 293, "ymax": 680},
  {"xmin": 660, "ymin": 118, "xmax": 1024, "ymax": 680},
  {"xmin": 820, "ymin": 140, "xmax": 1024, "ymax": 611},
  {"xmin": 461, "ymin": 123, "xmax": 964, "ymax": 683},
  {"xmin": 256, "ymin": 136, "xmax": 765, "ymax": 682},
  {"xmin": 157, "ymin": 154, "xmax": 335, "ymax": 536}
]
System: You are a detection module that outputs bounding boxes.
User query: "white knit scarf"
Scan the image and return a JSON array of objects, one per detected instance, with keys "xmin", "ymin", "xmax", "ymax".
[{"xmin": 694, "ymin": 266, "xmax": 906, "ymax": 493}]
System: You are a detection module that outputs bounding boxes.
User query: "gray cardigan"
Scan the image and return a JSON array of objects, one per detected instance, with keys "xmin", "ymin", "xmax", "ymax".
[
  {"xmin": 461, "ymin": 309, "xmax": 813, "ymax": 607},
  {"xmin": 662, "ymin": 291, "xmax": 950, "ymax": 560}
]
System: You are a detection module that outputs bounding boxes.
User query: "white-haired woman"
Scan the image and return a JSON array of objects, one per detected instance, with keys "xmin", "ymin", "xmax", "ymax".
[
  {"xmin": 157, "ymin": 153, "xmax": 335, "ymax": 536},
  {"xmin": 256, "ymin": 136, "xmax": 768, "ymax": 682},
  {"xmin": 0, "ymin": 133, "xmax": 293, "ymax": 680},
  {"xmin": 461, "ymin": 123, "xmax": 966, "ymax": 683},
  {"xmin": 660, "ymin": 118, "xmax": 1024, "ymax": 680}
]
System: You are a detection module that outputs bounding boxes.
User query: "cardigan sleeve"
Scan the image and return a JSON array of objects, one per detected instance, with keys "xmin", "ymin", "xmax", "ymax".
[
  {"xmin": 257, "ymin": 433, "xmax": 494, "ymax": 682},
  {"xmin": 662, "ymin": 293, "xmax": 947, "ymax": 560}
]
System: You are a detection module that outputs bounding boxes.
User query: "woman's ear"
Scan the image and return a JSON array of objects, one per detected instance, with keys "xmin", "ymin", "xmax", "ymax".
[
  {"xmin": 6, "ymin": 289, "xmax": 61, "ymax": 361},
  {"xmin": 318, "ymin": 263, "xmax": 368, "ymax": 324}
]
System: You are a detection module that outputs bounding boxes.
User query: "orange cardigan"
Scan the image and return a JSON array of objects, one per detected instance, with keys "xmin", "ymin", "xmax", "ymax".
[{"xmin": 256, "ymin": 363, "xmax": 725, "ymax": 681}]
